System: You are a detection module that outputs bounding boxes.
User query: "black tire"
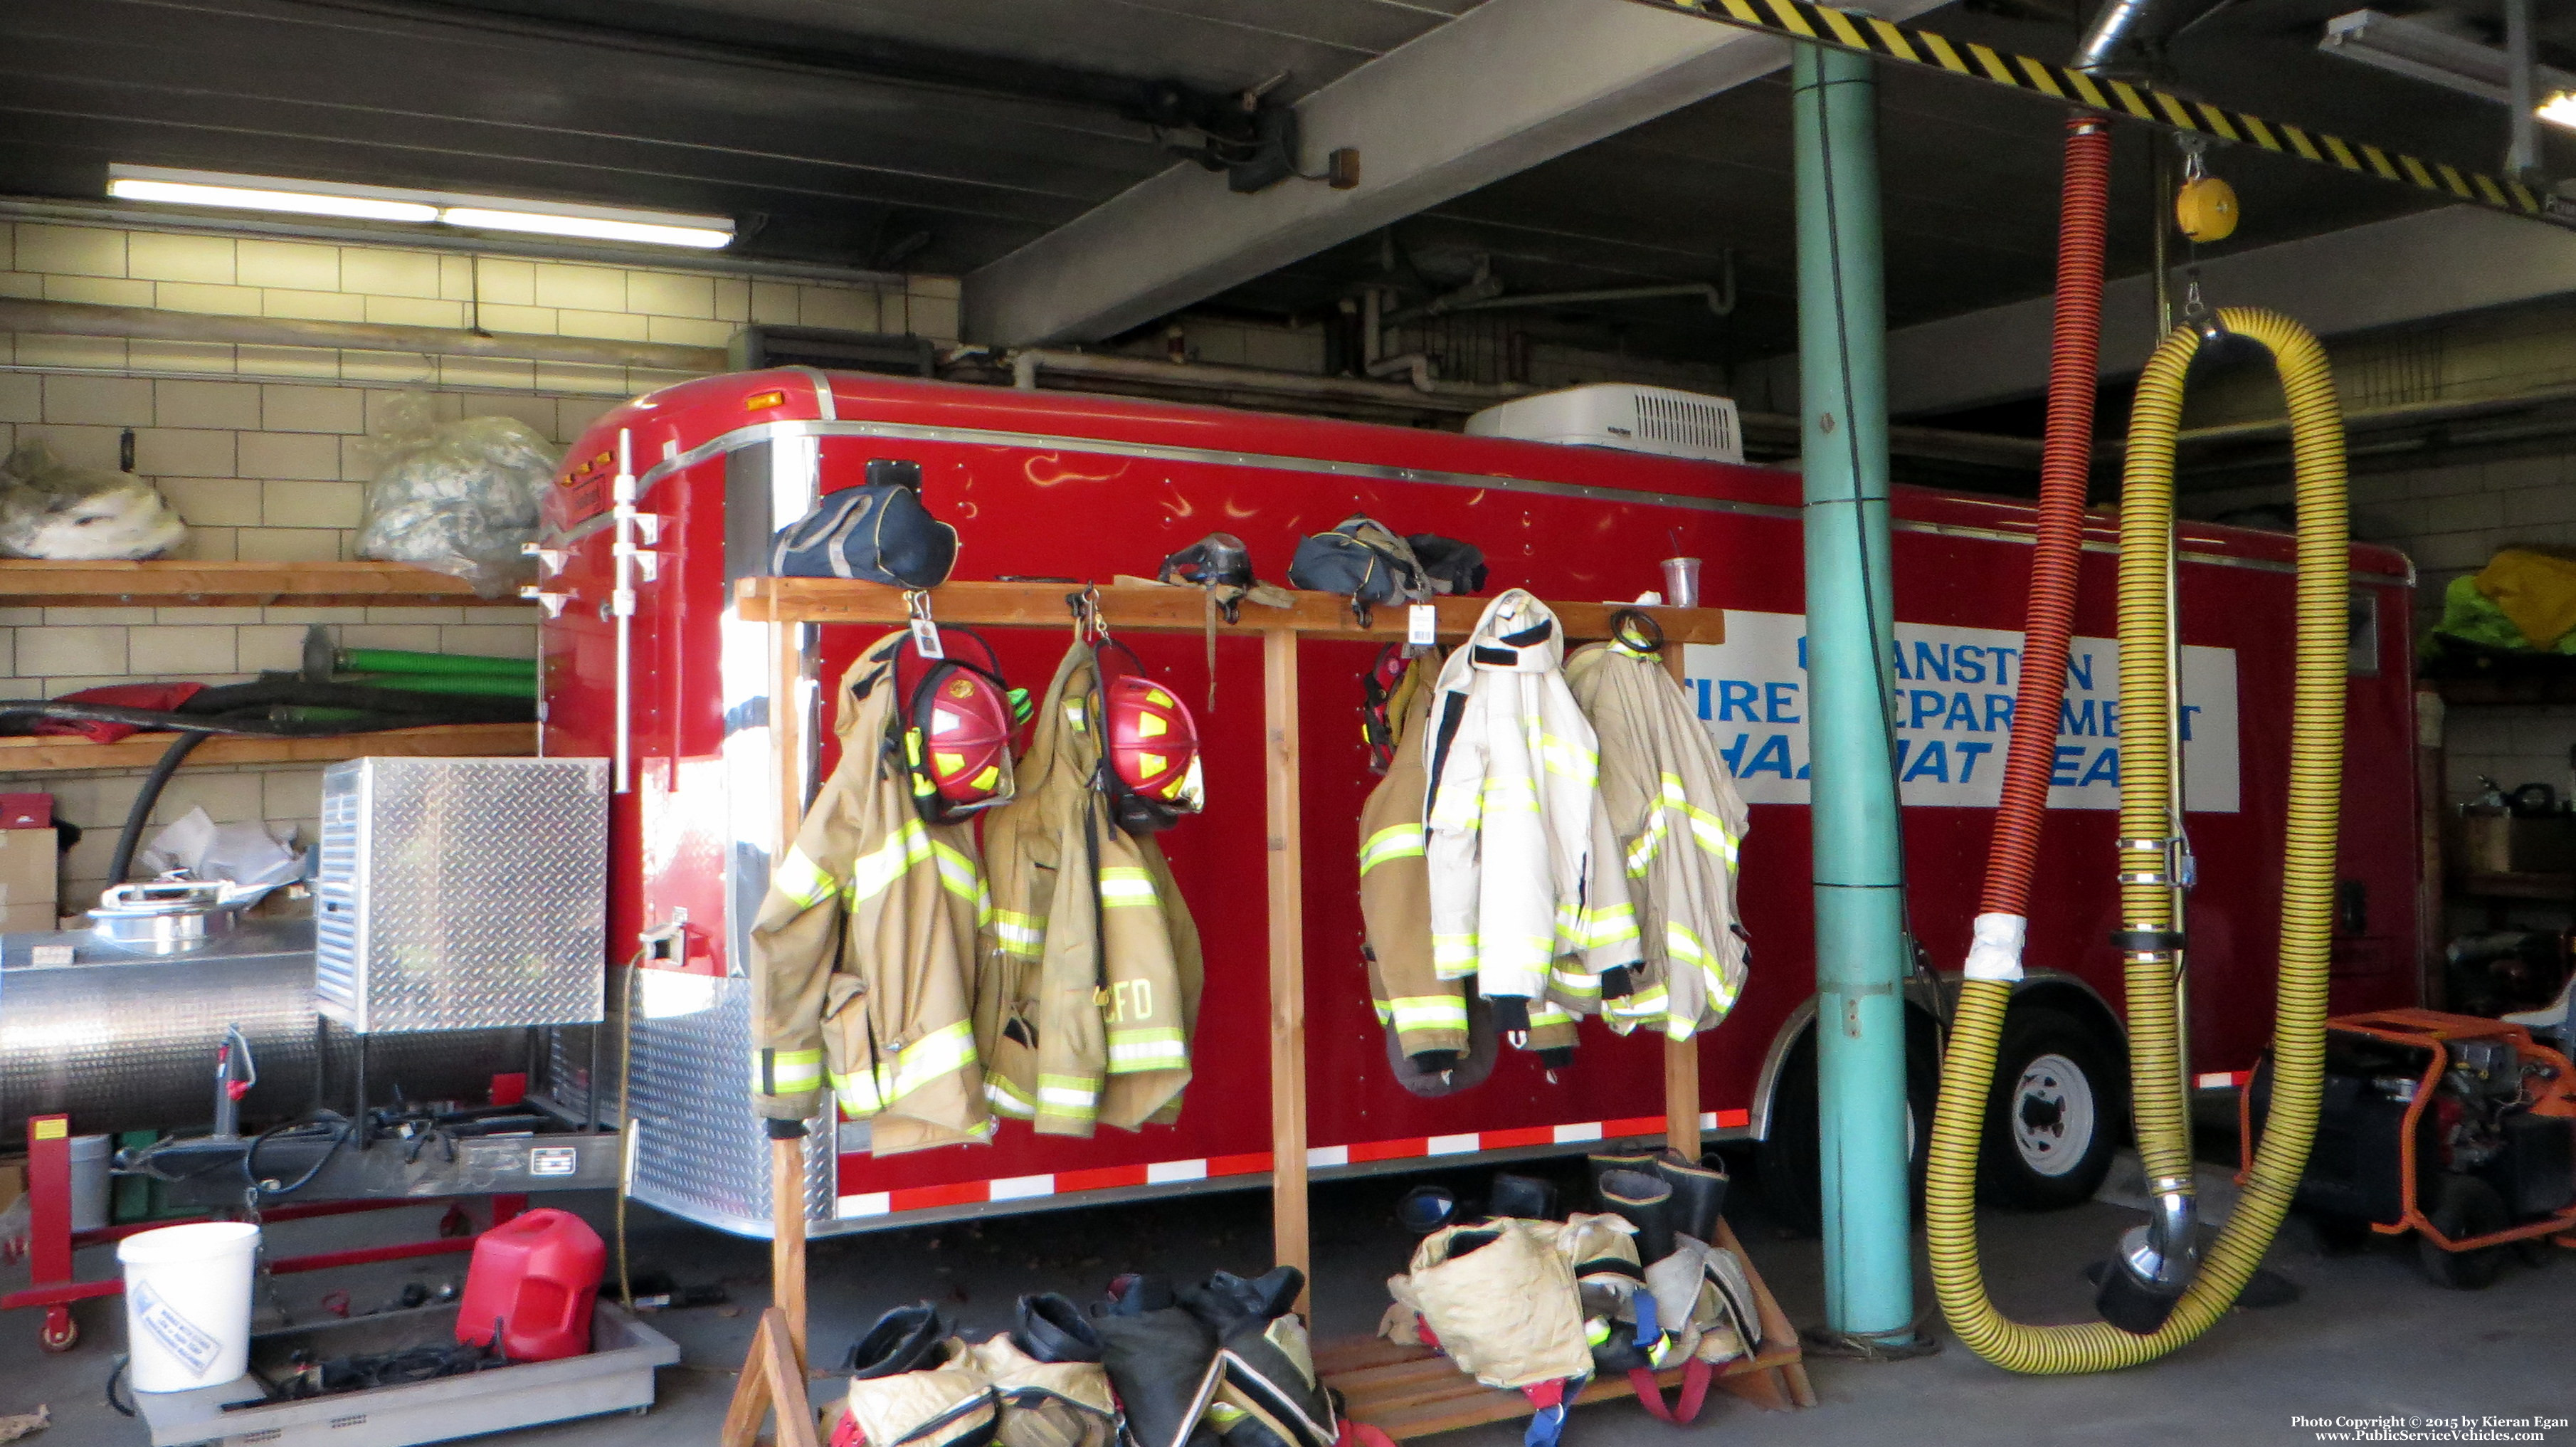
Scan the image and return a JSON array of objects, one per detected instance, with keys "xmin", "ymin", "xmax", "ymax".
[
  {"xmin": 1756, "ymin": 1016, "xmax": 1942, "ymax": 1236},
  {"xmin": 2419, "ymin": 1174, "xmax": 2510, "ymax": 1290},
  {"xmin": 1979, "ymin": 1005, "xmax": 2126, "ymax": 1211}
]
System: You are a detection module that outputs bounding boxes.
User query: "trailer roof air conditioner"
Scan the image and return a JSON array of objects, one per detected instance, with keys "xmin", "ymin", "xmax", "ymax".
[{"xmin": 1466, "ymin": 384, "xmax": 1743, "ymax": 465}]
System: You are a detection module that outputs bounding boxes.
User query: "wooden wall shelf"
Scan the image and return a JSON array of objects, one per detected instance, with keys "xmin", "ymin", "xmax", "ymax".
[
  {"xmin": 1316, "ymin": 1221, "xmax": 1814, "ymax": 1438},
  {"xmin": 0, "ymin": 722, "xmax": 537, "ymax": 774},
  {"xmin": 0, "ymin": 560, "xmax": 524, "ymax": 609},
  {"xmin": 735, "ymin": 577, "xmax": 1722, "ymax": 648}
]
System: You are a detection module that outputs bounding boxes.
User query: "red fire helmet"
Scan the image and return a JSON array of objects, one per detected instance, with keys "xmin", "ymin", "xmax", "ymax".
[
  {"xmin": 896, "ymin": 627, "xmax": 1017, "ymax": 823},
  {"xmin": 1103, "ymin": 673, "xmax": 1203, "ymax": 813}
]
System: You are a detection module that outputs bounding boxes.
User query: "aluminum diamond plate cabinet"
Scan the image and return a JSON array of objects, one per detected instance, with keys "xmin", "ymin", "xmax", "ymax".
[{"xmin": 316, "ymin": 757, "xmax": 608, "ymax": 1033}]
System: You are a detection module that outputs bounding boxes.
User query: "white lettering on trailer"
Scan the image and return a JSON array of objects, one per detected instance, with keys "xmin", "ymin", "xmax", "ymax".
[{"xmin": 1682, "ymin": 611, "xmax": 2239, "ymax": 813}]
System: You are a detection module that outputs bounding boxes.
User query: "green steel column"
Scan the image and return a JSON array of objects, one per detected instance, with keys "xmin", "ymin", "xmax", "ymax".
[{"xmin": 1793, "ymin": 41, "xmax": 1915, "ymax": 1343}]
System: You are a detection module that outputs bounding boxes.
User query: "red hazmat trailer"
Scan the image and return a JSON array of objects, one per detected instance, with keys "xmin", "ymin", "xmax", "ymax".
[{"xmin": 538, "ymin": 369, "xmax": 2417, "ymax": 1236}]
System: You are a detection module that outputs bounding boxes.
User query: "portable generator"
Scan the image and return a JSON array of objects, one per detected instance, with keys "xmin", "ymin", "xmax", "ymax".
[{"xmin": 2245, "ymin": 1009, "xmax": 2576, "ymax": 1288}]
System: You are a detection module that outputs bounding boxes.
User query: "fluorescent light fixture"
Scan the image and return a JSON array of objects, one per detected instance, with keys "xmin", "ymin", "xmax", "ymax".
[
  {"xmin": 106, "ymin": 174, "xmax": 438, "ymax": 223},
  {"xmin": 2544, "ymin": 90, "xmax": 2576, "ymax": 132},
  {"xmin": 438, "ymin": 206, "xmax": 732, "ymax": 248},
  {"xmin": 2319, "ymin": 9, "xmax": 2576, "ymax": 106},
  {"xmin": 103, "ymin": 164, "xmax": 734, "ymax": 249}
]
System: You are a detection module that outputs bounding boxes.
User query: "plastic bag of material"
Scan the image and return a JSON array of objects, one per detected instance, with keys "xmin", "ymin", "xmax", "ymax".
[
  {"xmin": 137, "ymin": 806, "xmax": 304, "ymax": 905},
  {"xmin": 0, "ymin": 438, "xmax": 186, "ymax": 559},
  {"xmin": 354, "ymin": 394, "xmax": 556, "ymax": 597}
]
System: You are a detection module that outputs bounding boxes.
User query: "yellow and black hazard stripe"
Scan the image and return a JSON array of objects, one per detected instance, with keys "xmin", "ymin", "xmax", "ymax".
[{"xmin": 1627, "ymin": 0, "xmax": 2576, "ymax": 231}]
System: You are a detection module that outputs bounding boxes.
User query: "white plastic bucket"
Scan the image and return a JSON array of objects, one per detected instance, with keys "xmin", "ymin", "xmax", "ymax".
[{"xmin": 117, "ymin": 1221, "xmax": 259, "ymax": 1391}]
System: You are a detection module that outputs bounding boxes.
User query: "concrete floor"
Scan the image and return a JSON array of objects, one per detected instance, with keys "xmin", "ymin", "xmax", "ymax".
[{"xmin": 5, "ymin": 1151, "xmax": 2570, "ymax": 1447}]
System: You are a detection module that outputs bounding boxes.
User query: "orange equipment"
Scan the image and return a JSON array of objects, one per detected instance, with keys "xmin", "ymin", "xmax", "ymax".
[{"xmin": 2243, "ymin": 1009, "xmax": 2576, "ymax": 1289}]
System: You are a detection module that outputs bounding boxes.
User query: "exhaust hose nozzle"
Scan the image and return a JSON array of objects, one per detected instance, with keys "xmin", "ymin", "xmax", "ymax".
[{"xmin": 2096, "ymin": 1191, "xmax": 2198, "ymax": 1335}]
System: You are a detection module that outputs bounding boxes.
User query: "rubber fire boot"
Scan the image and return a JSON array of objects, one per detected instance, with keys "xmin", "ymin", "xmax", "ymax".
[
  {"xmin": 1489, "ymin": 1172, "xmax": 1559, "ymax": 1222},
  {"xmin": 1585, "ymin": 1149, "xmax": 1657, "ymax": 1203},
  {"xmin": 1395, "ymin": 1184, "xmax": 1459, "ymax": 1235},
  {"xmin": 845, "ymin": 1301, "xmax": 947, "ymax": 1377},
  {"xmin": 1014, "ymin": 1293, "xmax": 1105, "ymax": 1363},
  {"xmin": 1652, "ymin": 1152, "xmax": 1729, "ymax": 1245},
  {"xmin": 1092, "ymin": 1276, "xmax": 1219, "ymax": 1447},
  {"xmin": 1596, "ymin": 1168, "xmax": 1676, "ymax": 1265},
  {"xmin": 1183, "ymin": 1268, "xmax": 1336, "ymax": 1447}
]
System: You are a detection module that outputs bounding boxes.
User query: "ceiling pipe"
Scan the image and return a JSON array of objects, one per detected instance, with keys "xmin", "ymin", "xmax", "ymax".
[
  {"xmin": 0, "ymin": 296, "xmax": 727, "ymax": 373},
  {"xmin": 1365, "ymin": 352, "xmax": 1439, "ymax": 392},
  {"xmin": 1386, "ymin": 254, "xmax": 1736, "ymax": 328},
  {"xmin": 2506, "ymin": 0, "xmax": 2540, "ymax": 181},
  {"xmin": 2102, "ymin": 379, "xmax": 2576, "ymax": 456},
  {"xmin": 1008, "ymin": 348, "xmax": 1524, "ymax": 411},
  {"xmin": 2072, "ymin": 0, "xmax": 2230, "ymax": 75}
]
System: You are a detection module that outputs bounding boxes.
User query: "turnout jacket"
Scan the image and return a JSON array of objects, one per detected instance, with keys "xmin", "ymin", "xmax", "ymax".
[
  {"xmin": 1422, "ymin": 591, "xmax": 1640, "ymax": 1056},
  {"xmin": 1564, "ymin": 641, "xmax": 1751, "ymax": 1038},
  {"xmin": 977, "ymin": 641, "xmax": 1202, "ymax": 1136},
  {"xmin": 1358, "ymin": 650, "xmax": 1467, "ymax": 1064},
  {"xmin": 750, "ymin": 633, "xmax": 991, "ymax": 1154}
]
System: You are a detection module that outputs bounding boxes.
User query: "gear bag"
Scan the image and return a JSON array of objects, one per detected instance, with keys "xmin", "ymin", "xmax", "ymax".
[
  {"xmin": 1406, "ymin": 534, "xmax": 1488, "ymax": 597},
  {"xmin": 1285, "ymin": 516, "xmax": 1427, "ymax": 625},
  {"xmin": 771, "ymin": 458, "xmax": 959, "ymax": 587}
]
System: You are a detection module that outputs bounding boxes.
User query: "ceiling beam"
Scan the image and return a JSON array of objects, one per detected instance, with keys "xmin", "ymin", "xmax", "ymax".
[
  {"xmin": 962, "ymin": 0, "xmax": 1946, "ymax": 349},
  {"xmin": 1734, "ymin": 205, "xmax": 2576, "ymax": 419}
]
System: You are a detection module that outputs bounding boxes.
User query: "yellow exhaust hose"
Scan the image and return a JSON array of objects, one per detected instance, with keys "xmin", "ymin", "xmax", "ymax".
[{"xmin": 1924, "ymin": 307, "xmax": 2348, "ymax": 1372}]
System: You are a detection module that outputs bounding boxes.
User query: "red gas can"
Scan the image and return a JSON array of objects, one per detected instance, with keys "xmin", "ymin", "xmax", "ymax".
[{"xmin": 455, "ymin": 1209, "xmax": 606, "ymax": 1361}]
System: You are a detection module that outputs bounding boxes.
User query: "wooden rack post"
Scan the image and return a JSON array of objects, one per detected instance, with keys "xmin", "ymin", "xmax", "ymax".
[
  {"xmin": 724, "ymin": 581, "xmax": 1793, "ymax": 1440},
  {"xmin": 1262, "ymin": 627, "xmax": 1311, "ymax": 1300}
]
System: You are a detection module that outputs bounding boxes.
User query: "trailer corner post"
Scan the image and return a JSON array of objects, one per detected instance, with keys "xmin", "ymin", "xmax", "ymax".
[{"xmin": 1792, "ymin": 40, "xmax": 1916, "ymax": 1345}]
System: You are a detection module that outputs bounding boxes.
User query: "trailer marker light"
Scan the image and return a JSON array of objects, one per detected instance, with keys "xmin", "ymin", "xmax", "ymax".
[{"xmin": 746, "ymin": 391, "xmax": 788, "ymax": 410}]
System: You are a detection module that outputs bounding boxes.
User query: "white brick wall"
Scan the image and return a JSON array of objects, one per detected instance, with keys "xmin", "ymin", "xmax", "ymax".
[
  {"xmin": 2185, "ymin": 447, "xmax": 2576, "ymax": 811},
  {"xmin": 0, "ymin": 219, "xmax": 961, "ymax": 915},
  {"xmin": 0, "ymin": 221, "xmax": 960, "ymax": 394}
]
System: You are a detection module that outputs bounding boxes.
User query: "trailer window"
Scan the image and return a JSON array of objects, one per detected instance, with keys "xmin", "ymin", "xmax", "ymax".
[{"xmin": 2348, "ymin": 589, "xmax": 2380, "ymax": 677}]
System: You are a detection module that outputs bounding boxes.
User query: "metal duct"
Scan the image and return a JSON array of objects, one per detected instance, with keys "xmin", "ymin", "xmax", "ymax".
[
  {"xmin": 1, "ymin": 921, "xmax": 539, "ymax": 1139},
  {"xmin": 2073, "ymin": 0, "xmax": 2233, "ymax": 75}
]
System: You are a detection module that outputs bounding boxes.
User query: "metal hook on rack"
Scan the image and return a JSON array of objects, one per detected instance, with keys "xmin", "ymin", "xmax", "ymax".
[{"xmin": 1064, "ymin": 584, "xmax": 1108, "ymax": 644}]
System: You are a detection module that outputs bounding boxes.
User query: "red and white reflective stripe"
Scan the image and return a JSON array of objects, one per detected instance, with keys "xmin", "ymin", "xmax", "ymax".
[
  {"xmin": 834, "ymin": 1110, "xmax": 1755, "ymax": 1219},
  {"xmin": 2195, "ymin": 1070, "xmax": 2251, "ymax": 1090}
]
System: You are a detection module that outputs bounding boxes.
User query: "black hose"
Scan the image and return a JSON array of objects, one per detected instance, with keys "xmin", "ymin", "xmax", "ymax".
[
  {"xmin": 0, "ymin": 694, "xmax": 532, "ymax": 737},
  {"xmin": 108, "ymin": 729, "xmax": 209, "ymax": 887},
  {"xmin": 180, "ymin": 679, "xmax": 534, "ymax": 721},
  {"xmin": 107, "ymin": 1357, "xmax": 137, "ymax": 1417},
  {"xmin": 243, "ymin": 1117, "xmax": 351, "ymax": 1199}
]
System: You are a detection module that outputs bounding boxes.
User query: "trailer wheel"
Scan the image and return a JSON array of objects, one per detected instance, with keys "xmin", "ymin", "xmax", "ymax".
[
  {"xmin": 1756, "ymin": 1019, "xmax": 1941, "ymax": 1236},
  {"xmin": 1980, "ymin": 1006, "xmax": 2123, "ymax": 1211},
  {"xmin": 2419, "ymin": 1174, "xmax": 2509, "ymax": 1290}
]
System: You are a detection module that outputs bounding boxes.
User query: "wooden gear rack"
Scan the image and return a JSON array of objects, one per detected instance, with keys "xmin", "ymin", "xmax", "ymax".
[{"xmin": 718, "ymin": 579, "xmax": 1810, "ymax": 1446}]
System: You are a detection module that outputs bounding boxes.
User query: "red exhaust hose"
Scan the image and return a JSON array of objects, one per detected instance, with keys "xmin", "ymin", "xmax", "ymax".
[{"xmin": 1969, "ymin": 115, "xmax": 2111, "ymax": 967}]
